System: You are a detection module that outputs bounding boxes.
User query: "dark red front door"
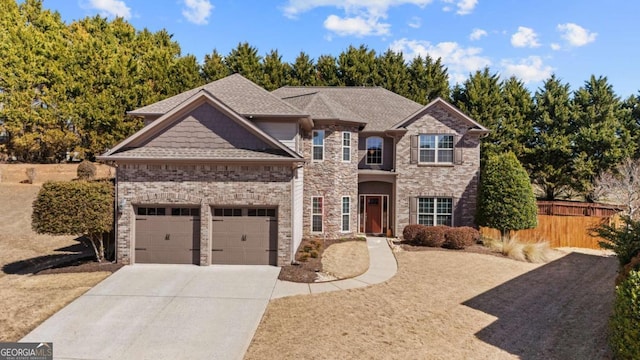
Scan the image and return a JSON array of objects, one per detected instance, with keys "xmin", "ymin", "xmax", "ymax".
[{"xmin": 366, "ymin": 196, "xmax": 382, "ymax": 233}]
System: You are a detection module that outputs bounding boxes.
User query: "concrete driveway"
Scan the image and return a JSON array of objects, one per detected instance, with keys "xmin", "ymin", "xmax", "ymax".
[{"xmin": 22, "ymin": 264, "xmax": 280, "ymax": 360}]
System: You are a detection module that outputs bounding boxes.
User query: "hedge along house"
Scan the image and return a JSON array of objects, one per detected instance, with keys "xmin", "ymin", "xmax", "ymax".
[{"xmin": 98, "ymin": 74, "xmax": 488, "ymax": 266}]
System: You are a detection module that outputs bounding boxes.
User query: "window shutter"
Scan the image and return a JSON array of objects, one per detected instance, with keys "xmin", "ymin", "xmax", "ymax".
[
  {"xmin": 409, "ymin": 197, "xmax": 417, "ymax": 224},
  {"xmin": 453, "ymin": 135, "xmax": 463, "ymax": 165},
  {"xmin": 410, "ymin": 135, "xmax": 418, "ymax": 164},
  {"xmin": 452, "ymin": 197, "xmax": 458, "ymax": 226}
]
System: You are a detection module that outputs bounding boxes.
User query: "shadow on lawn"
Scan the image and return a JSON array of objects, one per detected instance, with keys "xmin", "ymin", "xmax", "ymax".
[
  {"xmin": 463, "ymin": 252, "xmax": 618, "ymax": 360},
  {"xmin": 2, "ymin": 237, "xmax": 94, "ymax": 275}
]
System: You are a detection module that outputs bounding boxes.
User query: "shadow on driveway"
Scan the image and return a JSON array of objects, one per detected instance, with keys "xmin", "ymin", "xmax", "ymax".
[{"xmin": 463, "ymin": 252, "xmax": 617, "ymax": 360}]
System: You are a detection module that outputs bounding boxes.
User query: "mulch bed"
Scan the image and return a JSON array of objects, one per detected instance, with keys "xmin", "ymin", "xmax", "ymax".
[
  {"xmin": 36, "ymin": 257, "xmax": 123, "ymax": 275},
  {"xmin": 279, "ymin": 237, "xmax": 365, "ymax": 283},
  {"xmin": 397, "ymin": 241, "xmax": 509, "ymax": 259}
]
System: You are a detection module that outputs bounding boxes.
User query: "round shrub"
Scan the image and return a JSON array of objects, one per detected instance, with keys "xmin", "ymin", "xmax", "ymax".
[
  {"xmin": 77, "ymin": 160, "xmax": 97, "ymax": 180},
  {"xmin": 443, "ymin": 227, "xmax": 476, "ymax": 250},
  {"xmin": 416, "ymin": 226, "xmax": 448, "ymax": 247},
  {"xmin": 403, "ymin": 224, "xmax": 425, "ymax": 243},
  {"xmin": 609, "ymin": 269, "xmax": 640, "ymax": 359}
]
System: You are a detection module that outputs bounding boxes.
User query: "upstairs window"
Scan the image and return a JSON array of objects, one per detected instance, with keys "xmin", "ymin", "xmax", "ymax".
[
  {"xmin": 366, "ymin": 136, "xmax": 383, "ymax": 165},
  {"xmin": 419, "ymin": 135, "xmax": 454, "ymax": 164},
  {"xmin": 312, "ymin": 130, "xmax": 324, "ymax": 161},
  {"xmin": 342, "ymin": 132, "xmax": 351, "ymax": 162}
]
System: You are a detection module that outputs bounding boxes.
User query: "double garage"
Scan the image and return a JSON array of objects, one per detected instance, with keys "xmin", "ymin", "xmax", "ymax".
[{"xmin": 134, "ymin": 206, "xmax": 278, "ymax": 265}]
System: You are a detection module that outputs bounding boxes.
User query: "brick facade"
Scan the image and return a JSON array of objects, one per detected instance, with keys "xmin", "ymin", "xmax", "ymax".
[
  {"xmin": 394, "ymin": 102, "xmax": 482, "ymax": 235},
  {"xmin": 116, "ymin": 163, "xmax": 294, "ymax": 266},
  {"xmin": 302, "ymin": 124, "xmax": 360, "ymax": 239}
]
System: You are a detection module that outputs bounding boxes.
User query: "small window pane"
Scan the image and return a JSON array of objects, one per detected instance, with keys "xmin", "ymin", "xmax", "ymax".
[
  {"xmin": 266, "ymin": 209, "xmax": 276, "ymax": 217},
  {"xmin": 439, "ymin": 135, "xmax": 454, "ymax": 149},
  {"xmin": 138, "ymin": 207, "xmax": 147, "ymax": 215},
  {"xmin": 366, "ymin": 137, "xmax": 383, "ymax": 165},
  {"xmin": 313, "ymin": 131, "xmax": 324, "ymax": 146},
  {"xmin": 437, "ymin": 215, "xmax": 452, "ymax": 226},
  {"xmin": 342, "ymin": 197, "xmax": 350, "ymax": 214},
  {"xmin": 181, "ymin": 208, "xmax": 190, "ymax": 216},
  {"xmin": 248, "ymin": 209, "xmax": 257, "ymax": 216},
  {"xmin": 233, "ymin": 209, "xmax": 242, "ymax": 216},
  {"xmin": 191, "ymin": 208, "xmax": 200, "ymax": 216},
  {"xmin": 418, "ymin": 214, "xmax": 434, "ymax": 226},
  {"xmin": 420, "ymin": 149, "xmax": 435, "ymax": 163},
  {"xmin": 148, "ymin": 208, "xmax": 157, "ymax": 216},
  {"xmin": 438, "ymin": 149, "xmax": 453, "ymax": 163},
  {"xmin": 171, "ymin": 208, "xmax": 180, "ymax": 216},
  {"xmin": 418, "ymin": 198, "xmax": 434, "ymax": 214},
  {"xmin": 343, "ymin": 147, "xmax": 350, "ymax": 161},
  {"xmin": 156, "ymin": 208, "xmax": 166, "ymax": 216},
  {"xmin": 312, "ymin": 215, "xmax": 322, "ymax": 232},
  {"xmin": 213, "ymin": 209, "xmax": 223, "ymax": 216},
  {"xmin": 313, "ymin": 147, "xmax": 323, "ymax": 160},
  {"xmin": 419, "ymin": 135, "xmax": 436, "ymax": 149},
  {"xmin": 342, "ymin": 214, "xmax": 350, "ymax": 232}
]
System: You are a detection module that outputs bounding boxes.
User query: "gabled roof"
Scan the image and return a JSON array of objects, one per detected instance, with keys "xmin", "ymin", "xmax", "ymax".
[
  {"xmin": 273, "ymin": 86, "xmax": 423, "ymax": 132},
  {"xmin": 129, "ymin": 74, "xmax": 308, "ymax": 118},
  {"xmin": 280, "ymin": 92, "xmax": 366, "ymax": 123},
  {"xmin": 391, "ymin": 97, "xmax": 489, "ymax": 133},
  {"xmin": 99, "ymin": 89, "xmax": 303, "ymax": 162}
]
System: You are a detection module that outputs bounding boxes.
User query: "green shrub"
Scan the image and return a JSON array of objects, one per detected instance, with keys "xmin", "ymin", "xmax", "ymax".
[
  {"xmin": 77, "ymin": 160, "xmax": 97, "ymax": 180},
  {"xmin": 609, "ymin": 269, "xmax": 640, "ymax": 359},
  {"xmin": 476, "ymin": 152, "xmax": 537, "ymax": 238},
  {"xmin": 616, "ymin": 254, "xmax": 640, "ymax": 285},
  {"xmin": 443, "ymin": 227, "xmax": 477, "ymax": 250},
  {"xmin": 416, "ymin": 226, "xmax": 448, "ymax": 247},
  {"xmin": 403, "ymin": 224, "xmax": 425, "ymax": 243},
  {"xmin": 595, "ymin": 216, "xmax": 640, "ymax": 267},
  {"xmin": 32, "ymin": 180, "xmax": 114, "ymax": 262}
]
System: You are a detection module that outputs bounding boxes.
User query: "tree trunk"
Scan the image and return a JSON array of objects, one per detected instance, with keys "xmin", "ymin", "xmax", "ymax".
[{"xmin": 88, "ymin": 233, "xmax": 104, "ymax": 262}]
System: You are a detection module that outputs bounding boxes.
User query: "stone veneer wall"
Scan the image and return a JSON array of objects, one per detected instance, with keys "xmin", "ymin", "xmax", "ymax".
[
  {"xmin": 395, "ymin": 103, "xmax": 482, "ymax": 235},
  {"xmin": 302, "ymin": 124, "xmax": 360, "ymax": 239},
  {"xmin": 116, "ymin": 163, "xmax": 293, "ymax": 266}
]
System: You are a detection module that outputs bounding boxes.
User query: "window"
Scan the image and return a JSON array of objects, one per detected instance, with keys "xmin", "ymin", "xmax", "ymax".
[
  {"xmin": 137, "ymin": 207, "xmax": 166, "ymax": 216},
  {"xmin": 213, "ymin": 208, "xmax": 242, "ymax": 217},
  {"xmin": 342, "ymin": 132, "xmax": 351, "ymax": 162},
  {"xmin": 417, "ymin": 197, "xmax": 452, "ymax": 226},
  {"xmin": 170, "ymin": 208, "xmax": 200, "ymax": 216},
  {"xmin": 366, "ymin": 136, "xmax": 383, "ymax": 165},
  {"xmin": 312, "ymin": 130, "xmax": 324, "ymax": 161},
  {"xmin": 248, "ymin": 208, "xmax": 277, "ymax": 217},
  {"xmin": 312, "ymin": 197, "xmax": 323, "ymax": 232},
  {"xmin": 341, "ymin": 196, "xmax": 350, "ymax": 232},
  {"xmin": 419, "ymin": 135, "xmax": 454, "ymax": 163}
]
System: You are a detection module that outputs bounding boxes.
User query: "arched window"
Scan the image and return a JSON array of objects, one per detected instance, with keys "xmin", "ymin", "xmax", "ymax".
[{"xmin": 366, "ymin": 137, "xmax": 383, "ymax": 165}]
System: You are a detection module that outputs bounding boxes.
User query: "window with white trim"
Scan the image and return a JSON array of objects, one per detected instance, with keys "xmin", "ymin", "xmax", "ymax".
[
  {"xmin": 366, "ymin": 136, "xmax": 383, "ymax": 165},
  {"xmin": 312, "ymin": 196, "xmax": 323, "ymax": 232},
  {"xmin": 341, "ymin": 196, "xmax": 350, "ymax": 232},
  {"xmin": 419, "ymin": 135, "xmax": 454, "ymax": 164},
  {"xmin": 418, "ymin": 197, "xmax": 452, "ymax": 226},
  {"xmin": 312, "ymin": 130, "xmax": 324, "ymax": 161},
  {"xmin": 342, "ymin": 132, "xmax": 351, "ymax": 162}
]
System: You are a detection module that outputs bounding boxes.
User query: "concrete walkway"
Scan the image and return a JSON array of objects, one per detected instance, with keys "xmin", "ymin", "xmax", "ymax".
[{"xmin": 271, "ymin": 236, "xmax": 398, "ymax": 299}]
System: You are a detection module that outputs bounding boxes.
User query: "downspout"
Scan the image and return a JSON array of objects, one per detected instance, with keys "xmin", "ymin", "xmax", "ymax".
[{"xmin": 113, "ymin": 163, "xmax": 119, "ymax": 263}]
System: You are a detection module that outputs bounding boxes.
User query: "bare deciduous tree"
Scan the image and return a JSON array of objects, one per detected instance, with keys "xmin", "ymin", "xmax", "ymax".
[{"xmin": 593, "ymin": 158, "xmax": 640, "ymax": 219}]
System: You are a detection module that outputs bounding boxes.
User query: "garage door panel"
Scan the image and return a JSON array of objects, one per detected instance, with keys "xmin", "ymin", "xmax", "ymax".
[
  {"xmin": 211, "ymin": 210, "xmax": 277, "ymax": 265},
  {"xmin": 135, "ymin": 209, "xmax": 200, "ymax": 265}
]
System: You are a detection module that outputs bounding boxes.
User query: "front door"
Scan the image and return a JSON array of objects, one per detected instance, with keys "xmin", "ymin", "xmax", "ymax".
[{"xmin": 365, "ymin": 196, "xmax": 382, "ymax": 233}]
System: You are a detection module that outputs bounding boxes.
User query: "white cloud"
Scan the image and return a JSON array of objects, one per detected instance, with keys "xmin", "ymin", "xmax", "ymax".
[
  {"xmin": 182, "ymin": 0, "xmax": 213, "ymax": 25},
  {"xmin": 511, "ymin": 26, "xmax": 540, "ymax": 48},
  {"xmin": 550, "ymin": 43, "xmax": 561, "ymax": 51},
  {"xmin": 86, "ymin": 0, "xmax": 131, "ymax": 19},
  {"xmin": 283, "ymin": 0, "xmax": 433, "ymax": 19},
  {"xmin": 501, "ymin": 56, "xmax": 553, "ymax": 83},
  {"xmin": 455, "ymin": 0, "xmax": 477, "ymax": 15},
  {"xmin": 390, "ymin": 38, "xmax": 491, "ymax": 83},
  {"xmin": 557, "ymin": 23, "xmax": 597, "ymax": 47},
  {"xmin": 408, "ymin": 16, "xmax": 422, "ymax": 29},
  {"xmin": 469, "ymin": 28, "xmax": 487, "ymax": 41},
  {"xmin": 324, "ymin": 15, "xmax": 390, "ymax": 36}
]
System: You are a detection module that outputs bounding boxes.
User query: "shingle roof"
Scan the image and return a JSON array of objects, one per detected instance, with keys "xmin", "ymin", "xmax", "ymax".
[
  {"xmin": 103, "ymin": 147, "xmax": 295, "ymax": 161},
  {"xmin": 130, "ymin": 74, "xmax": 307, "ymax": 117},
  {"xmin": 273, "ymin": 86, "xmax": 423, "ymax": 131}
]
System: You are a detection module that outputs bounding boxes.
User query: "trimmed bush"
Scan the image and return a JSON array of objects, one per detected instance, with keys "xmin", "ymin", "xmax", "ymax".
[
  {"xmin": 77, "ymin": 160, "xmax": 97, "ymax": 180},
  {"xmin": 595, "ymin": 216, "xmax": 640, "ymax": 267},
  {"xmin": 443, "ymin": 227, "xmax": 477, "ymax": 250},
  {"xmin": 609, "ymin": 269, "xmax": 640, "ymax": 359},
  {"xmin": 402, "ymin": 224, "xmax": 425, "ymax": 243},
  {"xmin": 32, "ymin": 180, "xmax": 114, "ymax": 262},
  {"xmin": 416, "ymin": 226, "xmax": 448, "ymax": 247}
]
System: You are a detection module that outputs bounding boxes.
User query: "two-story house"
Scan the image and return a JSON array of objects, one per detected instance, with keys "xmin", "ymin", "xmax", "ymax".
[{"xmin": 98, "ymin": 74, "xmax": 487, "ymax": 266}]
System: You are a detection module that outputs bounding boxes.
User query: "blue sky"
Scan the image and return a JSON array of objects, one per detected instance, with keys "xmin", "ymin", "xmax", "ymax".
[{"xmin": 42, "ymin": 0, "xmax": 639, "ymax": 97}]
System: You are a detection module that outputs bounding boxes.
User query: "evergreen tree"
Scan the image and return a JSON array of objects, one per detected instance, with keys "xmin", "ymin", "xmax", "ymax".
[
  {"xmin": 289, "ymin": 52, "xmax": 317, "ymax": 86},
  {"xmin": 337, "ymin": 45, "xmax": 379, "ymax": 86},
  {"xmin": 407, "ymin": 55, "xmax": 450, "ymax": 104},
  {"xmin": 500, "ymin": 77, "xmax": 534, "ymax": 161},
  {"xmin": 261, "ymin": 49, "xmax": 291, "ymax": 91},
  {"xmin": 621, "ymin": 94, "xmax": 640, "ymax": 159},
  {"xmin": 225, "ymin": 42, "xmax": 263, "ymax": 85},
  {"xmin": 572, "ymin": 75, "xmax": 633, "ymax": 198},
  {"xmin": 528, "ymin": 75, "xmax": 575, "ymax": 200},
  {"xmin": 201, "ymin": 49, "xmax": 230, "ymax": 83},
  {"xmin": 376, "ymin": 49, "xmax": 409, "ymax": 97},
  {"xmin": 452, "ymin": 68, "xmax": 503, "ymax": 161},
  {"xmin": 477, "ymin": 152, "xmax": 538, "ymax": 238},
  {"xmin": 316, "ymin": 54, "xmax": 340, "ymax": 86}
]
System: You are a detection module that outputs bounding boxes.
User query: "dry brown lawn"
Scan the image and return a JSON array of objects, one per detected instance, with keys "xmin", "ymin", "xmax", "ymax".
[
  {"xmin": 247, "ymin": 248, "xmax": 617, "ymax": 359},
  {"xmin": 0, "ymin": 164, "xmax": 113, "ymax": 341},
  {"xmin": 321, "ymin": 240, "xmax": 369, "ymax": 279}
]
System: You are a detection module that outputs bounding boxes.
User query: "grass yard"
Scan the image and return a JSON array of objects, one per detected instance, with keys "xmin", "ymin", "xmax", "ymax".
[
  {"xmin": 0, "ymin": 164, "xmax": 114, "ymax": 341},
  {"xmin": 246, "ymin": 248, "xmax": 617, "ymax": 359}
]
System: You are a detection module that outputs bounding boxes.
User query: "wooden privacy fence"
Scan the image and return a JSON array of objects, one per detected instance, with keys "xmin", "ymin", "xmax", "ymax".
[{"xmin": 480, "ymin": 201, "xmax": 622, "ymax": 249}]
